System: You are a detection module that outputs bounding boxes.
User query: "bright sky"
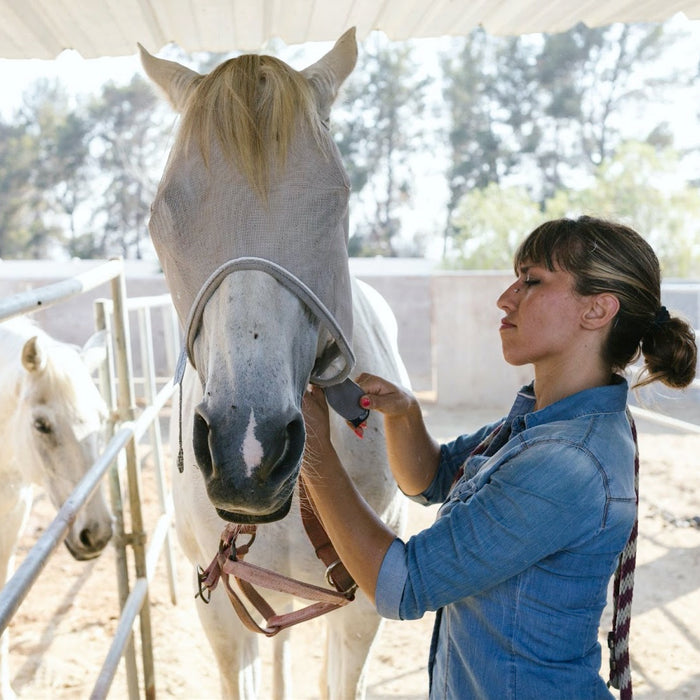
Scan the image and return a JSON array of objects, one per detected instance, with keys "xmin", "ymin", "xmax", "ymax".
[{"xmin": 0, "ymin": 50, "xmax": 139, "ymax": 117}]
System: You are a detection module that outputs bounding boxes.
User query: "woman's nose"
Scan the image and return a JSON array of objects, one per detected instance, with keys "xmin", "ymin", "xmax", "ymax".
[{"xmin": 497, "ymin": 282, "xmax": 520, "ymax": 310}]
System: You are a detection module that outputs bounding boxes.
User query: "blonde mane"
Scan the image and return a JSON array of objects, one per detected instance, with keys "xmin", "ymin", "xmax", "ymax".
[{"xmin": 178, "ymin": 54, "xmax": 324, "ymax": 198}]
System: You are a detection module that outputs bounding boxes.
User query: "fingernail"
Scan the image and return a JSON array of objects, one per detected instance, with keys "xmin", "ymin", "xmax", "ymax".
[
  {"xmin": 360, "ymin": 397, "xmax": 370, "ymax": 408},
  {"xmin": 354, "ymin": 427, "xmax": 364, "ymax": 439}
]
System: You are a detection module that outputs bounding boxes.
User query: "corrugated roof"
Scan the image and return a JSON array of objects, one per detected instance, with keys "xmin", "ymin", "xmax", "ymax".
[{"xmin": 0, "ymin": 0, "xmax": 698, "ymax": 59}]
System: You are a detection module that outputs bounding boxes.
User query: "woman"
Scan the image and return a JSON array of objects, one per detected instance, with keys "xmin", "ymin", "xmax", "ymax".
[{"xmin": 301, "ymin": 216, "xmax": 697, "ymax": 699}]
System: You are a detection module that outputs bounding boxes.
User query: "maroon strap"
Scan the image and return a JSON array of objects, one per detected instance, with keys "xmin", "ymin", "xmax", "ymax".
[
  {"xmin": 197, "ymin": 522, "xmax": 354, "ymax": 637},
  {"xmin": 607, "ymin": 411, "xmax": 639, "ymax": 698}
]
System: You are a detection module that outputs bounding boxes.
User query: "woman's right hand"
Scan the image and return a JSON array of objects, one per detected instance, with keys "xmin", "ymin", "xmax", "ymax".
[
  {"xmin": 355, "ymin": 373, "xmax": 440, "ymax": 495},
  {"xmin": 354, "ymin": 372, "xmax": 419, "ymax": 418}
]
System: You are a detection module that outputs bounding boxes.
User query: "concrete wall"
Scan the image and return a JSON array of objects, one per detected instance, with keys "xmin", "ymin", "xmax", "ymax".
[
  {"xmin": 5, "ymin": 260, "xmax": 695, "ymax": 414},
  {"xmin": 431, "ymin": 272, "xmax": 532, "ymax": 410}
]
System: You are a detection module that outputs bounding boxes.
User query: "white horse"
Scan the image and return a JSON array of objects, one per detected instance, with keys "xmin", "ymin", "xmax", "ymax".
[
  {"xmin": 0, "ymin": 317, "xmax": 113, "ymax": 700},
  {"xmin": 140, "ymin": 28, "xmax": 409, "ymax": 699}
]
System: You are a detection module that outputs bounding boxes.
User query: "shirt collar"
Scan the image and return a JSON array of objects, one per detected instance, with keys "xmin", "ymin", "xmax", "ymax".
[{"xmin": 506, "ymin": 375, "xmax": 629, "ymax": 433}]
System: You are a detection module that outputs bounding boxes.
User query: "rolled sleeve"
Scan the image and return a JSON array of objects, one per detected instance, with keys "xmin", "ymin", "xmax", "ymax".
[{"xmin": 375, "ymin": 537, "xmax": 410, "ymax": 619}]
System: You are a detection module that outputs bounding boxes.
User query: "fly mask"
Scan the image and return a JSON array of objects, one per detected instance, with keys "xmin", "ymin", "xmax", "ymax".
[{"xmin": 140, "ymin": 29, "xmax": 360, "ymax": 522}]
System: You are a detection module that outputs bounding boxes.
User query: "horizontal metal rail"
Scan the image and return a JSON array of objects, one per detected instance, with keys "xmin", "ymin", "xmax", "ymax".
[
  {"xmin": 0, "ymin": 259, "xmax": 124, "ymax": 321},
  {"xmin": 629, "ymin": 405, "xmax": 700, "ymax": 434}
]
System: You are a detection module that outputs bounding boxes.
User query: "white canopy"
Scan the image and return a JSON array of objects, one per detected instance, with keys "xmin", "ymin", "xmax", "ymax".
[{"xmin": 1, "ymin": 0, "xmax": 699, "ymax": 59}]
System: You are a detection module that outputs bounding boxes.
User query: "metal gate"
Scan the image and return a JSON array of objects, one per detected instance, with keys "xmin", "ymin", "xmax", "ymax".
[{"xmin": 0, "ymin": 258, "xmax": 181, "ymax": 699}]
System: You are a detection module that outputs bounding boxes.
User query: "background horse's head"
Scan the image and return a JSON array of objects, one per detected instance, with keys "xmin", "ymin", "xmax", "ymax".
[
  {"xmin": 12, "ymin": 326, "xmax": 113, "ymax": 560},
  {"xmin": 141, "ymin": 30, "xmax": 357, "ymax": 522}
]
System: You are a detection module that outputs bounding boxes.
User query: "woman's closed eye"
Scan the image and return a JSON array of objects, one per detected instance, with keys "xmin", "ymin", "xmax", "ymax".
[{"xmin": 523, "ymin": 276, "xmax": 540, "ymax": 286}]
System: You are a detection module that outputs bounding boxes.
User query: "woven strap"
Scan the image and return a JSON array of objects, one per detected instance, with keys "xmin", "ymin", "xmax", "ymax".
[
  {"xmin": 608, "ymin": 410, "xmax": 639, "ymax": 698},
  {"xmin": 197, "ymin": 522, "xmax": 354, "ymax": 637}
]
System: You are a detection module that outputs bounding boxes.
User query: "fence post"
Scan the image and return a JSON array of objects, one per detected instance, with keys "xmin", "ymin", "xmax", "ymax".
[{"xmin": 110, "ymin": 267, "xmax": 157, "ymax": 699}]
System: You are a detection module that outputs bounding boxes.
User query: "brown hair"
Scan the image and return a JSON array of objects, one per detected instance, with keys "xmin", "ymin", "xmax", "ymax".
[{"xmin": 514, "ymin": 216, "xmax": 697, "ymax": 388}]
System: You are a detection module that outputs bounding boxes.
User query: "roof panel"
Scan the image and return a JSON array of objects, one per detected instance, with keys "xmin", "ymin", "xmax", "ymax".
[{"xmin": 0, "ymin": 0, "xmax": 698, "ymax": 59}]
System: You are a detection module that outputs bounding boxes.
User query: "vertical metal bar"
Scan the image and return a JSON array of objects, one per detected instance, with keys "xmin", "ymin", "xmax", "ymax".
[
  {"xmin": 110, "ymin": 270, "xmax": 157, "ymax": 700},
  {"xmin": 162, "ymin": 303, "xmax": 181, "ymax": 376},
  {"xmin": 94, "ymin": 299, "xmax": 140, "ymax": 700},
  {"xmin": 137, "ymin": 307, "xmax": 178, "ymax": 604}
]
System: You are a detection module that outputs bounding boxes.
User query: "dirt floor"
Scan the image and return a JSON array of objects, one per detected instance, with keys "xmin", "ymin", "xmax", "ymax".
[{"xmin": 6, "ymin": 402, "xmax": 700, "ymax": 699}]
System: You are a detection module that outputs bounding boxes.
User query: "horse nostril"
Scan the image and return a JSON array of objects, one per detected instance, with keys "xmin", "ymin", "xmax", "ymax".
[
  {"xmin": 282, "ymin": 416, "xmax": 305, "ymax": 469},
  {"xmin": 193, "ymin": 409, "xmax": 214, "ymax": 477},
  {"xmin": 79, "ymin": 528, "xmax": 93, "ymax": 548}
]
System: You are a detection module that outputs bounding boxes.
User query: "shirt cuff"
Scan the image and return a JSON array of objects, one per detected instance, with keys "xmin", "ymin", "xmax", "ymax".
[{"xmin": 374, "ymin": 537, "xmax": 409, "ymax": 619}]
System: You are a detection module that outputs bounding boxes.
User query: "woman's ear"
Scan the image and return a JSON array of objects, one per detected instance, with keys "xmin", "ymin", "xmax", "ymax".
[{"xmin": 581, "ymin": 293, "xmax": 620, "ymax": 330}]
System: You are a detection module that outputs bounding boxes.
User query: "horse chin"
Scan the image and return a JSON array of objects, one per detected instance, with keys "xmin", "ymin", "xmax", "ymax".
[
  {"xmin": 63, "ymin": 540, "xmax": 106, "ymax": 562},
  {"xmin": 215, "ymin": 495, "xmax": 293, "ymax": 524}
]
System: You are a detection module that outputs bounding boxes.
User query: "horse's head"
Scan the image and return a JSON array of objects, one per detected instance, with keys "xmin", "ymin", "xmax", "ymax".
[
  {"xmin": 17, "ymin": 332, "xmax": 113, "ymax": 560},
  {"xmin": 140, "ymin": 30, "xmax": 357, "ymax": 522}
]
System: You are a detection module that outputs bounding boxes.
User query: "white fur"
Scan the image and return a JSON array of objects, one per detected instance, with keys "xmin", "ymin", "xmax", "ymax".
[
  {"xmin": 0, "ymin": 318, "xmax": 113, "ymax": 700},
  {"xmin": 241, "ymin": 410, "xmax": 263, "ymax": 476}
]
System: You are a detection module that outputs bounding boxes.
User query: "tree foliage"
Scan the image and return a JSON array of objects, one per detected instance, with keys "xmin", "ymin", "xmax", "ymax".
[
  {"xmin": 333, "ymin": 33, "xmax": 429, "ymax": 256},
  {"xmin": 0, "ymin": 20, "xmax": 698, "ymax": 276},
  {"xmin": 441, "ymin": 21, "xmax": 693, "ymax": 260}
]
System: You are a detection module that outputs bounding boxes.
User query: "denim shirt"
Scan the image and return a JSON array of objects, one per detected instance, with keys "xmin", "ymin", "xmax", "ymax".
[{"xmin": 375, "ymin": 378, "xmax": 636, "ymax": 699}]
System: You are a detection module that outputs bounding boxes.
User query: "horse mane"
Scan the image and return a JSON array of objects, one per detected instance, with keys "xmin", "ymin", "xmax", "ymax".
[{"xmin": 179, "ymin": 54, "xmax": 325, "ymax": 198}]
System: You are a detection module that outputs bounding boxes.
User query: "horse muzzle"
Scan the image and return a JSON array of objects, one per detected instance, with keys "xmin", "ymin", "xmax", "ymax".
[{"xmin": 192, "ymin": 404, "xmax": 306, "ymax": 523}]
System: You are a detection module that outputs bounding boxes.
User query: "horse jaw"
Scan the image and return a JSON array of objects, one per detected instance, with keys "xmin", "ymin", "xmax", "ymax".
[{"xmin": 190, "ymin": 272, "xmax": 319, "ymax": 523}]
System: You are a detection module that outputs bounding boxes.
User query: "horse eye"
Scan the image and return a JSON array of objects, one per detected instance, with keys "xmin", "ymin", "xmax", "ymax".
[{"xmin": 34, "ymin": 417, "xmax": 52, "ymax": 434}]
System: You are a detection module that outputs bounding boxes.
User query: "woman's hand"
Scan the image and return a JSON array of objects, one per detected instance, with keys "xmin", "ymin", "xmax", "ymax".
[
  {"xmin": 355, "ymin": 372, "xmax": 419, "ymax": 418},
  {"xmin": 356, "ymin": 373, "xmax": 440, "ymax": 496}
]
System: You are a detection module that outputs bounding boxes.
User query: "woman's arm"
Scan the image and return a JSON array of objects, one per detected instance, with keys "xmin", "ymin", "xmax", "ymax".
[
  {"xmin": 355, "ymin": 373, "xmax": 441, "ymax": 496},
  {"xmin": 301, "ymin": 385, "xmax": 396, "ymax": 604}
]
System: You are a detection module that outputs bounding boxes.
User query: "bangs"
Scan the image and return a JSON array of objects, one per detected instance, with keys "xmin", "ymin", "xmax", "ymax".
[{"xmin": 514, "ymin": 219, "xmax": 589, "ymax": 275}]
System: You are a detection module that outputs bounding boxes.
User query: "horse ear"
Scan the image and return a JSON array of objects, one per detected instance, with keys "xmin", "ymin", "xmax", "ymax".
[
  {"xmin": 81, "ymin": 330, "xmax": 109, "ymax": 375},
  {"xmin": 301, "ymin": 27, "xmax": 358, "ymax": 120},
  {"xmin": 22, "ymin": 336, "xmax": 47, "ymax": 373},
  {"xmin": 138, "ymin": 43, "xmax": 202, "ymax": 112}
]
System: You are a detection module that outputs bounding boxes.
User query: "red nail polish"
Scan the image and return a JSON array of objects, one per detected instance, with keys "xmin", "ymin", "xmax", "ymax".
[
  {"xmin": 360, "ymin": 397, "xmax": 370, "ymax": 408},
  {"xmin": 354, "ymin": 427, "xmax": 364, "ymax": 439}
]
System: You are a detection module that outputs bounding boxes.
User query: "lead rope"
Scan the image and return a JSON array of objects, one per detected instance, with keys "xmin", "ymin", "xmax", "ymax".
[{"xmin": 608, "ymin": 410, "xmax": 639, "ymax": 698}]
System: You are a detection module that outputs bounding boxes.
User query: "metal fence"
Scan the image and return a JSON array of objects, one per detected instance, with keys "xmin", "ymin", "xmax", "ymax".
[{"xmin": 0, "ymin": 258, "xmax": 180, "ymax": 699}]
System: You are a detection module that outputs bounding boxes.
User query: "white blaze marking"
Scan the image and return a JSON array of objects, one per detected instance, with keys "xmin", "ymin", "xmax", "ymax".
[{"xmin": 241, "ymin": 409, "xmax": 263, "ymax": 476}]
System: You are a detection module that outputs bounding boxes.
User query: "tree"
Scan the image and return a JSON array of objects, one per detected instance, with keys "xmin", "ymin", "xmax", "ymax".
[
  {"xmin": 333, "ymin": 33, "xmax": 430, "ymax": 256},
  {"xmin": 449, "ymin": 183, "xmax": 544, "ymax": 269},
  {"xmin": 441, "ymin": 21, "xmax": 689, "ymax": 254},
  {"xmin": 86, "ymin": 75, "xmax": 170, "ymax": 259},
  {"xmin": 449, "ymin": 141, "xmax": 700, "ymax": 277},
  {"xmin": 0, "ymin": 120, "xmax": 37, "ymax": 256}
]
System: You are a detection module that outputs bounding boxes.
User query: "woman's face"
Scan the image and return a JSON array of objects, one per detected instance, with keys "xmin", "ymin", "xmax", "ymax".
[{"xmin": 497, "ymin": 262, "xmax": 594, "ymax": 369}]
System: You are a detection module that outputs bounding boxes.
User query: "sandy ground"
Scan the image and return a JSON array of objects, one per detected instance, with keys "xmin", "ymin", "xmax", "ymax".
[{"xmin": 5, "ymin": 403, "xmax": 700, "ymax": 699}]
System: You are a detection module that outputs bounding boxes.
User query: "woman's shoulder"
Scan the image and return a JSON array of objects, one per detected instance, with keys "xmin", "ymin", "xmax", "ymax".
[{"xmin": 512, "ymin": 411, "xmax": 635, "ymax": 499}]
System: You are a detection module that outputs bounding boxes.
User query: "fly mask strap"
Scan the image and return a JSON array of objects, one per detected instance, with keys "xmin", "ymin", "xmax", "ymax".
[{"xmin": 181, "ymin": 256, "xmax": 355, "ymax": 387}]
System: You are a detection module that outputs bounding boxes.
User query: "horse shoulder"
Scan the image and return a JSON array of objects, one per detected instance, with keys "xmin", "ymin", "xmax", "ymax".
[{"xmin": 350, "ymin": 277, "xmax": 410, "ymax": 388}]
